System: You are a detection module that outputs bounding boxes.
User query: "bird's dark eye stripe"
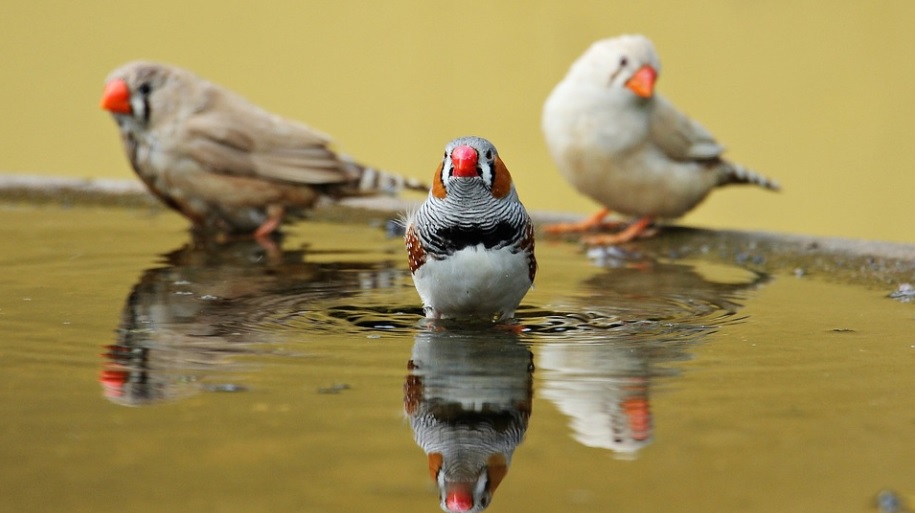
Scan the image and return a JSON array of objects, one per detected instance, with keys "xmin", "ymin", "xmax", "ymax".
[
  {"xmin": 134, "ymin": 82, "xmax": 153, "ymax": 124},
  {"xmin": 141, "ymin": 96, "xmax": 151, "ymax": 124},
  {"xmin": 607, "ymin": 55, "xmax": 632, "ymax": 85}
]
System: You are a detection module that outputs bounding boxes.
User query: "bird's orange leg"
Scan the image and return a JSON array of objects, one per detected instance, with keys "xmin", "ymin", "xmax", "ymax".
[
  {"xmin": 582, "ymin": 216, "xmax": 657, "ymax": 246},
  {"xmin": 252, "ymin": 206, "xmax": 285, "ymax": 254},
  {"xmin": 254, "ymin": 206, "xmax": 284, "ymax": 239},
  {"xmin": 544, "ymin": 208, "xmax": 625, "ymax": 234},
  {"xmin": 494, "ymin": 319, "xmax": 526, "ymax": 334}
]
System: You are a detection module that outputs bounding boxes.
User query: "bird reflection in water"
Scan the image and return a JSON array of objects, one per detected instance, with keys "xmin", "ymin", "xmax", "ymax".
[
  {"xmin": 538, "ymin": 340, "xmax": 660, "ymax": 458},
  {"xmin": 100, "ymin": 235, "xmax": 399, "ymax": 406},
  {"xmin": 536, "ymin": 253, "xmax": 770, "ymax": 458},
  {"xmin": 404, "ymin": 326, "xmax": 534, "ymax": 513}
]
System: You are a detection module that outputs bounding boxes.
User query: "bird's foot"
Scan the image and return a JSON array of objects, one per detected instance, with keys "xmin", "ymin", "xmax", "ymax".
[
  {"xmin": 254, "ymin": 207, "xmax": 284, "ymax": 240},
  {"xmin": 494, "ymin": 320, "xmax": 526, "ymax": 335},
  {"xmin": 581, "ymin": 216, "xmax": 657, "ymax": 246},
  {"xmin": 253, "ymin": 207, "xmax": 285, "ymax": 254},
  {"xmin": 543, "ymin": 208, "xmax": 620, "ymax": 234}
]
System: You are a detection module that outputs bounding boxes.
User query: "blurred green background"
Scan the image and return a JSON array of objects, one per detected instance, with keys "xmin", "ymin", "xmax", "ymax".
[{"xmin": 2, "ymin": 0, "xmax": 912, "ymax": 243}]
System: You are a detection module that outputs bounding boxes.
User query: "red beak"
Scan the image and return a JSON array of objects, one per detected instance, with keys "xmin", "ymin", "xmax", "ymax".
[
  {"xmin": 445, "ymin": 483, "xmax": 474, "ymax": 512},
  {"xmin": 100, "ymin": 79, "xmax": 132, "ymax": 114},
  {"xmin": 450, "ymin": 145, "xmax": 479, "ymax": 178},
  {"xmin": 625, "ymin": 65, "xmax": 657, "ymax": 98}
]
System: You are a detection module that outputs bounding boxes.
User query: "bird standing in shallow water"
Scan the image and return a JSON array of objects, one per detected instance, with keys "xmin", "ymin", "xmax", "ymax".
[
  {"xmin": 100, "ymin": 61, "xmax": 426, "ymax": 239},
  {"xmin": 542, "ymin": 34, "xmax": 780, "ymax": 245},
  {"xmin": 405, "ymin": 136, "xmax": 536, "ymax": 322}
]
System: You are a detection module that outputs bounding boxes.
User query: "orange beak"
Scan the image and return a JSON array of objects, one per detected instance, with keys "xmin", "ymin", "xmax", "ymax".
[
  {"xmin": 100, "ymin": 79, "xmax": 132, "ymax": 114},
  {"xmin": 625, "ymin": 65, "xmax": 657, "ymax": 98},
  {"xmin": 450, "ymin": 145, "xmax": 479, "ymax": 178}
]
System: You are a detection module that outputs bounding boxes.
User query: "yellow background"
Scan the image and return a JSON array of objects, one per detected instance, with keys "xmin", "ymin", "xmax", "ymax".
[{"xmin": 2, "ymin": 1, "xmax": 913, "ymax": 243}]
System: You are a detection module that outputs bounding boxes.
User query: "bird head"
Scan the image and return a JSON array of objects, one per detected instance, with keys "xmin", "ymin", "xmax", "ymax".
[
  {"xmin": 570, "ymin": 34, "xmax": 661, "ymax": 100},
  {"xmin": 429, "ymin": 452, "xmax": 508, "ymax": 513},
  {"xmin": 100, "ymin": 61, "xmax": 177, "ymax": 128},
  {"xmin": 431, "ymin": 136, "xmax": 515, "ymax": 201}
]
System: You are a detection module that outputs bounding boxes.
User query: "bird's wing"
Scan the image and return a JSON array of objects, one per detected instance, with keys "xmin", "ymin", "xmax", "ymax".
[
  {"xmin": 649, "ymin": 96, "xmax": 726, "ymax": 162},
  {"xmin": 180, "ymin": 93, "xmax": 351, "ymax": 185}
]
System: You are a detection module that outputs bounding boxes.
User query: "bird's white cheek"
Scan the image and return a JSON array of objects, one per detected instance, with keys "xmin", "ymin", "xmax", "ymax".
[{"xmin": 131, "ymin": 96, "xmax": 147, "ymax": 120}]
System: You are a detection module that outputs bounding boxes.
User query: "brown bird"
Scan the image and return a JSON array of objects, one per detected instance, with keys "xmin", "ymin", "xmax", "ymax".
[
  {"xmin": 100, "ymin": 61, "xmax": 426, "ymax": 237},
  {"xmin": 542, "ymin": 35, "xmax": 780, "ymax": 245}
]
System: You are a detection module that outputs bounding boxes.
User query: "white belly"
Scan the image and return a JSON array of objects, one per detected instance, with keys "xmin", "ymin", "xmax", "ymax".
[
  {"xmin": 565, "ymin": 149, "xmax": 718, "ymax": 218},
  {"xmin": 412, "ymin": 244, "xmax": 532, "ymax": 321},
  {"xmin": 543, "ymin": 86, "xmax": 718, "ymax": 218}
]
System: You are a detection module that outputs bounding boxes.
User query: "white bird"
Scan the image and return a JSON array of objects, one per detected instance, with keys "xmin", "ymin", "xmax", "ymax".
[{"xmin": 542, "ymin": 34, "xmax": 780, "ymax": 245}]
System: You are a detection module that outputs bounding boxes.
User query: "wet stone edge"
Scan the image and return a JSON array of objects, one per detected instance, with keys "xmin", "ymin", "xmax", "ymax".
[{"xmin": 2, "ymin": 174, "xmax": 913, "ymax": 289}]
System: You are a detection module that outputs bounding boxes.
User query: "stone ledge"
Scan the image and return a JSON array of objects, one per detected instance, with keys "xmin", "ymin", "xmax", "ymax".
[{"xmin": 2, "ymin": 174, "xmax": 913, "ymax": 289}]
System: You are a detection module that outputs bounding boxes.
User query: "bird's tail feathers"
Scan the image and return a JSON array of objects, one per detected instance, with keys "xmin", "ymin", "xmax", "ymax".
[
  {"xmin": 720, "ymin": 162, "xmax": 781, "ymax": 191},
  {"xmin": 340, "ymin": 154, "xmax": 429, "ymax": 195}
]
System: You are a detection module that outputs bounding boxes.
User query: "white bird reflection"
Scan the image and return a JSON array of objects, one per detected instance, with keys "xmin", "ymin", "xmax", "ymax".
[{"xmin": 533, "ymin": 257, "xmax": 770, "ymax": 458}]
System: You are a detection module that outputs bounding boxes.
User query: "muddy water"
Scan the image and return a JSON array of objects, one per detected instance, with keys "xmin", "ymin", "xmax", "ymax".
[{"xmin": 0, "ymin": 204, "xmax": 913, "ymax": 513}]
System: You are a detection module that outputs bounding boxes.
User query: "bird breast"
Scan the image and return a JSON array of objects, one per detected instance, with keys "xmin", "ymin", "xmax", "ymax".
[{"xmin": 544, "ymin": 82, "xmax": 652, "ymax": 164}]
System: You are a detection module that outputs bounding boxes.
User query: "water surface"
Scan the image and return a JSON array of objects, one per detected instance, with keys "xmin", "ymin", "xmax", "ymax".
[{"xmin": 1, "ymin": 204, "xmax": 913, "ymax": 512}]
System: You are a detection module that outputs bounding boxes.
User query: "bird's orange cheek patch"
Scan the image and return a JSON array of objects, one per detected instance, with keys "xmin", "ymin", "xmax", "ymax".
[
  {"xmin": 428, "ymin": 453, "xmax": 443, "ymax": 481},
  {"xmin": 490, "ymin": 157, "xmax": 513, "ymax": 199},
  {"xmin": 431, "ymin": 162, "xmax": 447, "ymax": 199}
]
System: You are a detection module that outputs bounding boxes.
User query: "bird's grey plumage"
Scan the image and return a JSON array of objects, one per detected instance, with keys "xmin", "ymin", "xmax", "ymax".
[
  {"xmin": 405, "ymin": 136, "xmax": 536, "ymax": 321},
  {"xmin": 411, "ymin": 181, "xmax": 529, "ymax": 257}
]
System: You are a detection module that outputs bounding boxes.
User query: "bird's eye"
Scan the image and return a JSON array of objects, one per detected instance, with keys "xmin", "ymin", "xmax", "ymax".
[
  {"xmin": 620, "ymin": 57, "xmax": 628, "ymax": 67},
  {"xmin": 485, "ymin": 149, "xmax": 493, "ymax": 160},
  {"xmin": 137, "ymin": 82, "xmax": 152, "ymax": 96},
  {"xmin": 443, "ymin": 151, "xmax": 448, "ymax": 159}
]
